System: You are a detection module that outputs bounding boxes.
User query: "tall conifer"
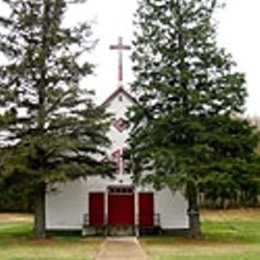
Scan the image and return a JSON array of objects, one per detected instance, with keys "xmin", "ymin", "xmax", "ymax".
[
  {"xmin": 129, "ymin": 0, "xmax": 259, "ymax": 237},
  {"xmin": 0, "ymin": 0, "xmax": 112, "ymax": 238}
]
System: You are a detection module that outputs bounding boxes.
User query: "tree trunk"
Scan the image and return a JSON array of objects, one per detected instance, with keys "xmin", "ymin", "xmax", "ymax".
[
  {"xmin": 187, "ymin": 183, "xmax": 201, "ymax": 238},
  {"xmin": 34, "ymin": 182, "xmax": 46, "ymax": 238}
]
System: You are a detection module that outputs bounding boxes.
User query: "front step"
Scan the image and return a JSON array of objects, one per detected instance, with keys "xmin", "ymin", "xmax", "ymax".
[
  {"xmin": 82, "ymin": 225, "xmax": 106, "ymax": 236},
  {"xmin": 108, "ymin": 225, "xmax": 136, "ymax": 236}
]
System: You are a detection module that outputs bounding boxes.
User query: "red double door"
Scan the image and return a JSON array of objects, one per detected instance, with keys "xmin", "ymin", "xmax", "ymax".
[
  {"xmin": 108, "ymin": 186, "xmax": 135, "ymax": 225},
  {"xmin": 89, "ymin": 189, "xmax": 154, "ymax": 226}
]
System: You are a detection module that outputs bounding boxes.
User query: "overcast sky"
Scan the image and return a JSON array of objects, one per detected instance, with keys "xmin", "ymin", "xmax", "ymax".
[
  {"xmin": 67, "ymin": 0, "xmax": 259, "ymax": 116},
  {"xmin": 4, "ymin": 0, "xmax": 259, "ymax": 116}
]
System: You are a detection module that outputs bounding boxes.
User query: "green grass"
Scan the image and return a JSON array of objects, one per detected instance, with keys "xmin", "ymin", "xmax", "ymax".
[
  {"xmin": 0, "ymin": 219, "xmax": 102, "ymax": 260},
  {"xmin": 141, "ymin": 209, "xmax": 260, "ymax": 260},
  {"xmin": 202, "ymin": 220, "xmax": 260, "ymax": 243},
  {"xmin": 0, "ymin": 221, "xmax": 32, "ymax": 239},
  {"xmin": 0, "ymin": 209, "xmax": 259, "ymax": 259}
]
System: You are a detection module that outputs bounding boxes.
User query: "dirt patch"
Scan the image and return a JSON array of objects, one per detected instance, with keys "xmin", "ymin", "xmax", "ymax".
[
  {"xmin": 28, "ymin": 237, "xmax": 57, "ymax": 245},
  {"xmin": 144, "ymin": 243, "xmax": 260, "ymax": 256},
  {"xmin": 201, "ymin": 208, "xmax": 260, "ymax": 222},
  {"xmin": 0, "ymin": 213, "xmax": 33, "ymax": 222}
]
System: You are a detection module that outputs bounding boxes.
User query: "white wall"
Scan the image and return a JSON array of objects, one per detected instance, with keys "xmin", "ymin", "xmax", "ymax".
[
  {"xmin": 105, "ymin": 91, "xmax": 132, "ymax": 155},
  {"xmin": 155, "ymin": 188, "xmax": 189, "ymax": 229},
  {"xmin": 46, "ymin": 180, "xmax": 189, "ymax": 230},
  {"xmin": 46, "ymin": 180, "xmax": 86, "ymax": 230},
  {"xmin": 46, "ymin": 90, "xmax": 189, "ymax": 231}
]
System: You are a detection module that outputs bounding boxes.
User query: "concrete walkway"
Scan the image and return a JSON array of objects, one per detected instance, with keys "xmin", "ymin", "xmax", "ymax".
[{"xmin": 94, "ymin": 237, "xmax": 150, "ymax": 260}]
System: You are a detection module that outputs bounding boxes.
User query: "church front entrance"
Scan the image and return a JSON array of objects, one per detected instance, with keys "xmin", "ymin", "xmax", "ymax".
[
  {"xmin": 107, "ymin": 185, "xmax": 135, "ymax": 225},
  {"xmin": 107, "ymin": 185, "xmax": 135, "ymax": 235}
]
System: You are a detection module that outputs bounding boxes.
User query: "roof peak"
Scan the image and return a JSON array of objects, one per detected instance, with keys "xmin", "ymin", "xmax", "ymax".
[{"xmin": 101, "ymin": 86, "xmax": 136, "ymax": 106}]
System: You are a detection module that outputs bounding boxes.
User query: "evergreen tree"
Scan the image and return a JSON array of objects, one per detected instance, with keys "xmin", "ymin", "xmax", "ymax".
[
  {"xmin": 0, "ymin": 0, "xmax": 112, "ymax": 238},
  {"xmin": 129, "ymin": 0, "xmax": 259, "ymax": 237}
]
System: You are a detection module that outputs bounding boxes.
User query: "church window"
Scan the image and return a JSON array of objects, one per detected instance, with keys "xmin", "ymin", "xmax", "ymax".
[
  {"xmin": 118, "ymin": 94, "xmax": 123, "ymax": 102},
  {"xmin": 108, "ymin": 186, "xmax": 134, "ymax": 195}
]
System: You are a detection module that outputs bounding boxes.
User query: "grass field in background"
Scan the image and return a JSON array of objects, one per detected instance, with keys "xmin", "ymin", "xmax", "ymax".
[
  {"xmin": 141, "ymin": 208, "xmax": 260, "ymax": 260},
  {"xmin": 0, "ymin": 209, "xmax": 259, "ymax": 259}
]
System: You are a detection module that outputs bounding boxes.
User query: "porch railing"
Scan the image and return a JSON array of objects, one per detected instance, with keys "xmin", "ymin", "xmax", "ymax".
[{"xmin": 83, "ymin": 213, "xmax": 160, "ymax": 227}]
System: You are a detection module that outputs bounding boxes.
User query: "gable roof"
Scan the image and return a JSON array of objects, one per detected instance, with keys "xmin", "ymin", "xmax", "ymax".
[{"xmin": 101, "ymin": 87, "xmax": 136, "ymax": 106}]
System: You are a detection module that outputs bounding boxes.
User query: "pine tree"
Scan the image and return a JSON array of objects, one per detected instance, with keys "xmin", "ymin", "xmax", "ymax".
[
  {"xmin": 129, "ymin": 0, "xmax": 259, "ymax": 237},
  {"xmin": 0, "ymin": 0, "xmax": 112, "ymax": 238}
]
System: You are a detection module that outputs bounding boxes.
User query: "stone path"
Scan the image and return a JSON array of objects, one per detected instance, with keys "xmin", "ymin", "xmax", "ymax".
[{"xmin": 94, "ymin": 237, "xmax": 150, "ymax": 260}]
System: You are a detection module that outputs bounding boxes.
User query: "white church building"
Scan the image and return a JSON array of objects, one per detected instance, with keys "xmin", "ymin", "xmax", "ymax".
[{"xmin": 45, "ymin": 38, "xmax": 189, "ymax": 236}]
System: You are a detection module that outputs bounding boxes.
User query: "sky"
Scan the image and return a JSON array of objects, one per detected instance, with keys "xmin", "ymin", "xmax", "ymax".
[
  {"xmin": 66, "ymin": 0, "xmax": 137, "ymax": 103},
  {"xmin": 2, "ymin": 0, "xmax": 259, "ymax": 116},
  {"xmin": 66, "ymin": 0, "xmax": 260, "ymax": 116}
]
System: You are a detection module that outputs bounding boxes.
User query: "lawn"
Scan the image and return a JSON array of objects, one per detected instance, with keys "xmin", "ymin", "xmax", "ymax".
[
  {"xmin": 0, "ymin": 209, "xmax": 259, "ymax": 260},
  {"xmin": 141, "ymin": 208, "xmax": 260, "ymax": 260},
  {"xmin": 0, "ymin": 214, "xmax": 102, "ymax": 260}
]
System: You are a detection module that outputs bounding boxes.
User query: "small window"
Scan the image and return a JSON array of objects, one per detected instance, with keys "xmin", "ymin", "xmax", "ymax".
[
  {"xmin": 108, "ymin": 186, "xmax": 134, "ymax": 195},
  {"xmin": 118, "ymin": 94, "xmax": 123, "ymax": 102}
]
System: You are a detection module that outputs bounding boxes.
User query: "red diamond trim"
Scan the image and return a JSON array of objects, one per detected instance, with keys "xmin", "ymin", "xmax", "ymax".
[{"xmin": 113, "ymin": 118, "xmax": 130, "ymax": 133}]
